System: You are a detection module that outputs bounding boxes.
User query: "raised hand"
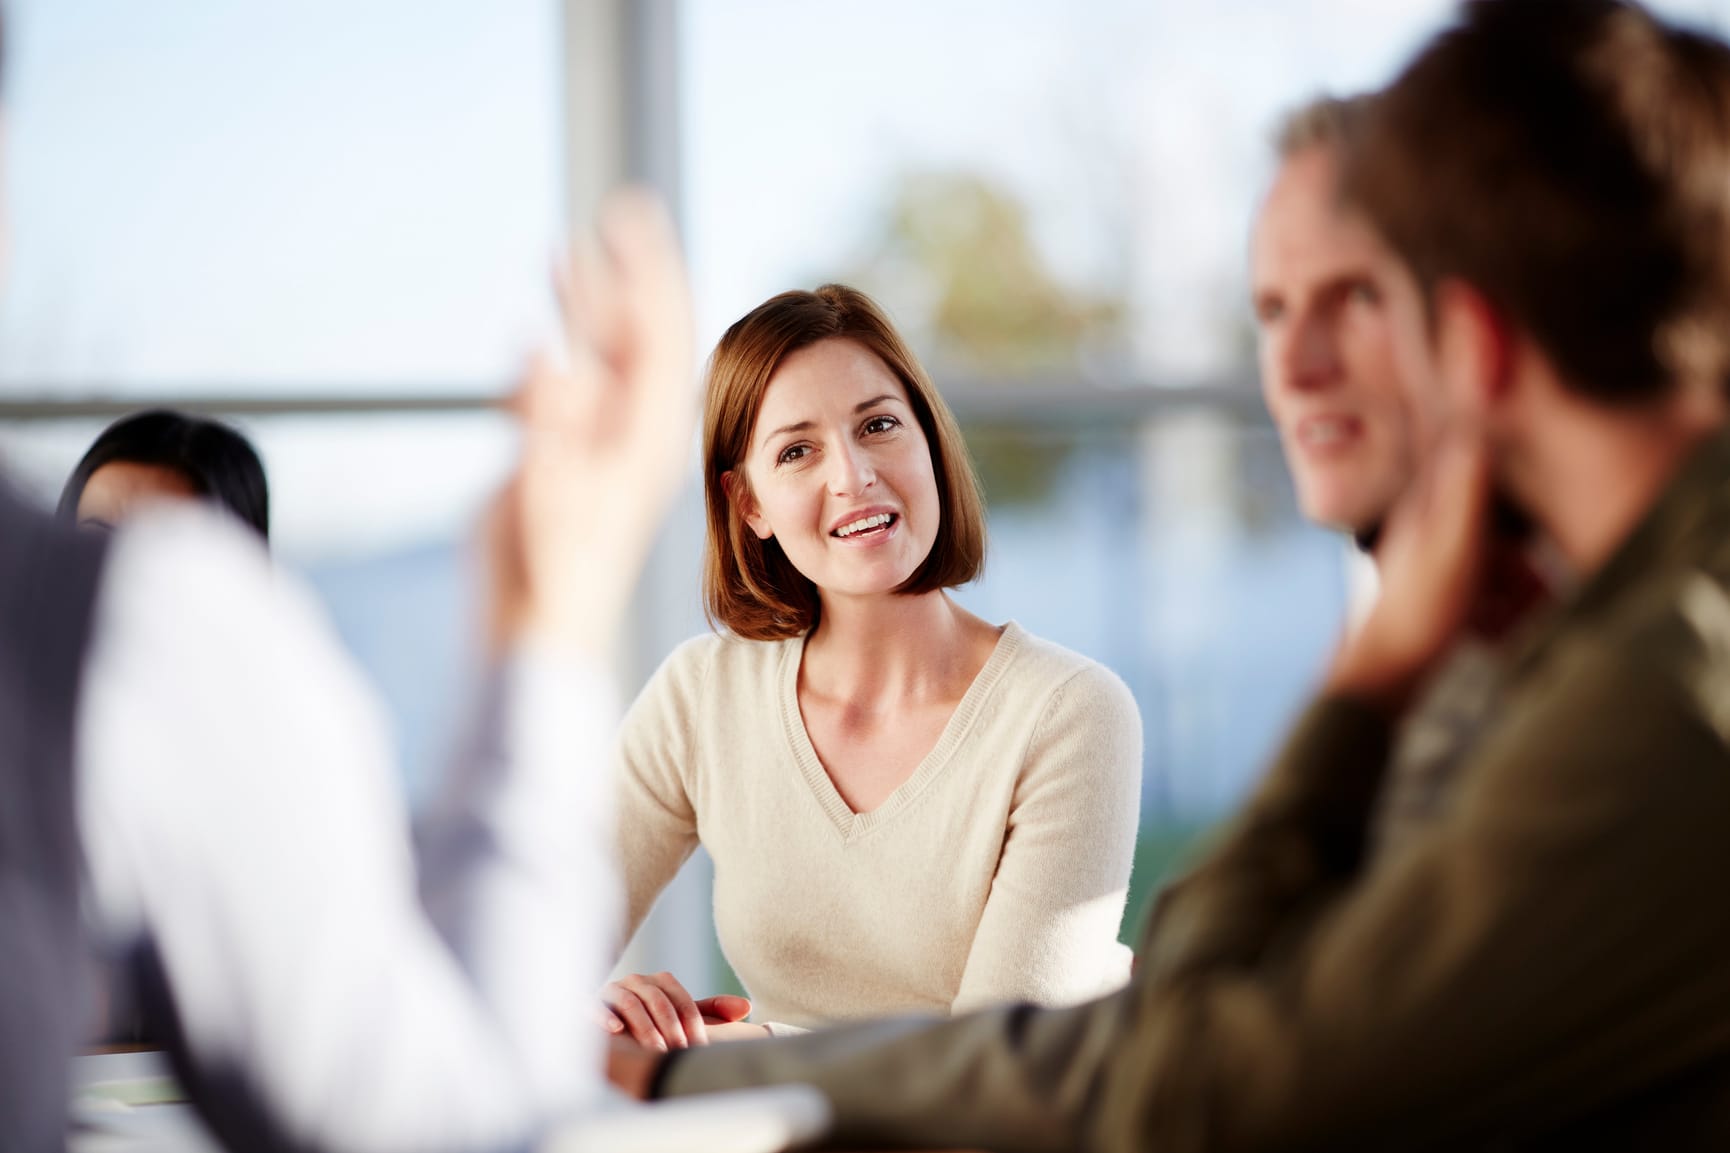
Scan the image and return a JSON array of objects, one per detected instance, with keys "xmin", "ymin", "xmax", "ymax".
[{"xmin": 488, "ymin": 189, "xmax": 697, "ymax": 658}]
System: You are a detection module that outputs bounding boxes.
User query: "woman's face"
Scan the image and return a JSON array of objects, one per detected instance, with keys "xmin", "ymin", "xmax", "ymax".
[
  {"xmin": 734, "ymin": 338, "xmax": 941, "ymax": 601},
  {"xmin": 75, "ymin": 461, "xmax": 198, "ymax": 531}
]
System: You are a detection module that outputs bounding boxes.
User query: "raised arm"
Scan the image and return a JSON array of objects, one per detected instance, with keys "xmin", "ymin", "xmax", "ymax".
[{"xmin": 78, "ymin": 191, "xmax": 699, "ymax": 1153}]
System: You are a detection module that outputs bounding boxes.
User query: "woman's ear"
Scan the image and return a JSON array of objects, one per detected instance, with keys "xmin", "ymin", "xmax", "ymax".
[{"xmin": 722, "ymin": 471, "xmax": 773, "ymax": 540}]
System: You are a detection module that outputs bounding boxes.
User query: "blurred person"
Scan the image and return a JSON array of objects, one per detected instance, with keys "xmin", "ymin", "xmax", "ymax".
[
  {"xmin": 54, "ymin": 409, "xmax": 275, "ymax": 1046},
  {"xmin": 1, "ymin": 123, "xmax": 699, "ymax": 1153},
  {"xmin": 1253, "ymin": 93, "xmax": 1549, "ymax": 853},
  {"xmin": 58, "ymin": 408, "xmax": 271, "ymax": 540},
  {"xmin": 606, "ymin": 3, "xmax": 1730, "ymax": 1148},
  {"xmin": 602, "ymin": 284, "xmax": 1141, "ymax": 1049},
  {"xmin": 1253, "ymin": 98, "xmax": 1412, "ymax": 543}
]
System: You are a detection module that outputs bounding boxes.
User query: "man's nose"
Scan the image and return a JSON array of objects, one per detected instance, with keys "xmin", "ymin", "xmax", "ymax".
[{"xmin": 1278, "ymin": 306, "xmax": 1342, "ymax": 392}]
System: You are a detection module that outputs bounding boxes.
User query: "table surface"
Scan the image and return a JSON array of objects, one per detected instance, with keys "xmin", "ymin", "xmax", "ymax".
[{"xmin": 69, "ymin": 1053, "xmax": 838, "ymax": 1153}]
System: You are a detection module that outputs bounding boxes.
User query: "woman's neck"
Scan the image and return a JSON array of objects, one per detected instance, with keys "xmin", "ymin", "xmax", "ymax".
[{"xmin": 801, "ymin": 590, "xmax": 987, "ymax": 708}]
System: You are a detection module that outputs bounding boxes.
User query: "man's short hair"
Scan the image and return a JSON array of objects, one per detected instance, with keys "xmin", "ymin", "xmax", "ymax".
[
  {"xmin": 1350, "ymin": 0, "xmax": 1730, "ymax": 403},
  {"xmin": 1274, "ymin": 94, "xmax": 1372, "ymax": 161}
]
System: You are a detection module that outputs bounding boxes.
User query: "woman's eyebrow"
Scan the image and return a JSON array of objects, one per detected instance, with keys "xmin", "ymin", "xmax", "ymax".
[
  {"xmin": 762, "ymin": 419, "xmax": 814, "ymax": 442},
  {"xmin": 759, "ymin": 395, "xmax": 905, "ymax": 450}
]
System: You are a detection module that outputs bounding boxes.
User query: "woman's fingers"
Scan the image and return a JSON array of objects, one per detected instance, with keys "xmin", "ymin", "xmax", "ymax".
[
  {"xmin": 602, "ymin": 985, "xmax": 666, "ymax": 1050},
  {"xmin": 647, "ymin": 970, "xmax": 709, "ymax": 1048},
  {"xmin": 601, "ymin": 973, "xmax": 713, "ymax": 1049},
  {"xmin": 695, "ymin": 994, "xmax": 753, "ymax": 1024},
  {"xmin": 629, "ymin": 978, "xmax": 688, "ymax": 1049}
]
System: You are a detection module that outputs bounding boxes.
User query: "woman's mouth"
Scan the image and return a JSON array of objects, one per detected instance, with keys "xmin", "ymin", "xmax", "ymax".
[{"xmin": 831, "ymin": 512, "xmax": 897, "ymax": 539}]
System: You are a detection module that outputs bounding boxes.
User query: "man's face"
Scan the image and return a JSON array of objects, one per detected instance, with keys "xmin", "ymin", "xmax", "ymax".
[{"xmin": 1252, "ymin": 144, "xmax": 1413, "ymax": 535}]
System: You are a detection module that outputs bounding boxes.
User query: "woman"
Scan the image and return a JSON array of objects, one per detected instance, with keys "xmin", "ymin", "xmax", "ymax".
[
  {"xmin": 59, "ymin": 408, "xmax": 270, "ymax": 540},
  {"xmin": 59, "ymin": 408, "xmax": 271, "ymax": 1047},
  {"xmin": 606, "ymin": 285, "xmax": 1142, "ymax": 1046}
]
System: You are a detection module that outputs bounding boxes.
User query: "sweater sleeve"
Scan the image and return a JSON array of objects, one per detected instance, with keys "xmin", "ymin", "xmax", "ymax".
[
  {"xmin": 951, "ymin": 661, "xmax": 1142, "ymax": 1013},
  {"xmin": 614, "ymin": 639, "xmax": 707, "ymax": 947}
]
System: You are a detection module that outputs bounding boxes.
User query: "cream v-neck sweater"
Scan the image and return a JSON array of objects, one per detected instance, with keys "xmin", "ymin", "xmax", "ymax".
[{"xmin": 613, "ymin": 622, "xmax": 1142, "ymax": 1033}]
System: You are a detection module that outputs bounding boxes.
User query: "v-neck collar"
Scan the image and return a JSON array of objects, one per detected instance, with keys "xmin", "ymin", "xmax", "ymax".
[{"xmin": 777, "ymin": 621, "xmax": 1025, "ymax": 843}]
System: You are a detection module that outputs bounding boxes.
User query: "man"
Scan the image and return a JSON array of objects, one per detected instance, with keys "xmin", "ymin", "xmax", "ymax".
[
  {"xmin": 1253, "ymin": 97, "xmax": 1411, "ymax": 545},
  {"xmin": 1253, "ymin": 93, "xmax": 1544, "ymax": 856},
  {"xmin": 0, "ymin": 36, "xmax": 701, "ymax": 1150},
  {"xmin": 613, "ymin": 2, "xmax": 1730, "ymax": 1148}
]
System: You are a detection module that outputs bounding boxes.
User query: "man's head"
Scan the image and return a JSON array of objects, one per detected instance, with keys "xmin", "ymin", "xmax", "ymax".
[
  {"xmin": 1350, "ymin": 0, "xmax": 1730, "ymax": 502},
  {"xmin": 1252, "ymin": 95, "xmax": 1412, "ymax": 538}
]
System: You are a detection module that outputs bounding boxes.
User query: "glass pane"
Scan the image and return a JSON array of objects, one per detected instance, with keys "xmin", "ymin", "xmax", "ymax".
[
  {"xmin": 0, "ymin": 411, "xmax": 516, "ymax": 805},
  {"xmin": 0, "ymin": 0, "xmax": 562, "ymax": 395}
]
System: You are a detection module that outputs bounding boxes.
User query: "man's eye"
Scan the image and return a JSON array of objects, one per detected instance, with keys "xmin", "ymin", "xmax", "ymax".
[
  {"xmin": 1254, "ymin": 300, "xmax": 1284, "ymax": 326},
  {"xmin": 1348, "ymin": 281, "xmax": 1382, "ymax": 306},
  {"xmin": 862, "ymin": 415, "xmax": 900, "ymax": 435}
]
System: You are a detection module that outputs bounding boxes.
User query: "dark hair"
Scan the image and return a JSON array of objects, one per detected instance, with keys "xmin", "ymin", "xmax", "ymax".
[
  {"xmin": 1350, "ymin": 0, "xmax": 1730, "ymax": 403},
  {"xmin": 58, "ymin": 409, "xmax": 271, "ymax": 540},
  {"xmin": 702, "ymin": 285, "xmax": 987, "ymax": 640}
]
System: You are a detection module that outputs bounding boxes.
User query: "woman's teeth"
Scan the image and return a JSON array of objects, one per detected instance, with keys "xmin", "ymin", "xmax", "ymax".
[{"xmin": 834, "ymin": 513, "xmax": 894, "ymax": 538}]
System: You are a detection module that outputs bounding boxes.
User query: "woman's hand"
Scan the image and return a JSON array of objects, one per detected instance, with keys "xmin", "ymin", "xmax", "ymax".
[
  {"xmin": 704, "ymin": 1020, "xmax": 772, "ymax": 1042},
  {"xmin": 602, "ymin": 971, "xmax": 752, "ymax": 1050}
]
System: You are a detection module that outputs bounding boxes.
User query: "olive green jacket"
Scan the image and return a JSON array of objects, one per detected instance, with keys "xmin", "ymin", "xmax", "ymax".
[{"xmin": 662, "ymin": 430, "xmax": 1730, "ymax": 1151}]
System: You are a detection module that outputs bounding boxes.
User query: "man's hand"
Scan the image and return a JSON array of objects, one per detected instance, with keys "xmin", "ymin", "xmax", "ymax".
[
  {"xmin": 1327, "ymin": 421, "xmax": 1493, "ymax": 713},
  {"xmin": 607, "ymin": 1036, "xmax": 666, "ymax": 1101},
  {"xmin": 487, "ymin": 189, "xmax": 697, "ymax": 659}
]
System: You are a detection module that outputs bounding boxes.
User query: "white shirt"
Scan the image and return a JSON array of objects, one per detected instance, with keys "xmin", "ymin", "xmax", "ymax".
[{"xmin": 75, "ymin": 507, "xmax": 619, "ymax": 1153}]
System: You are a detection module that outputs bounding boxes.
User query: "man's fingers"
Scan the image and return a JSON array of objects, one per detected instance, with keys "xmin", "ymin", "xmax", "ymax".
[
  {"xmin": 598, "ymin": 188, "xmax": 694, "ymax": 381},
  {"xmin": 599, "ymin": 188, "xmax": 684, "ymax": 311},
  {"xmin": 556, "ymin": 237, "xmax": 615, "ymax": 355}
]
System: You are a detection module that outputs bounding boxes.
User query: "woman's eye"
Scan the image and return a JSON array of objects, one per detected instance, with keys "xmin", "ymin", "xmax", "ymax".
[
  {"xmin": 777, "ymin": 443, "xmax": 810, "ymax": 466},
  {"xmin": 862, "ymin": 415, "xmax": 900, "ymax": 435}
]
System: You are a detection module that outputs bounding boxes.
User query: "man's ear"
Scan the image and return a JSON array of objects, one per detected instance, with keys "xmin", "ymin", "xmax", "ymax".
[
  {"xmin": 1431, "ymin": 278, "xmax": 1514, "ymax": 421},
  {"xmin": 722, "ymin": 471, "xmax": 773, "ymax": 540}
]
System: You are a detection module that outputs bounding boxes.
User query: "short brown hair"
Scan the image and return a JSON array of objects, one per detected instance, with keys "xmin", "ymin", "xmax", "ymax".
[
  {"xmin": 1274, "ymin": 93, "xmax": 1372, "ymax": 162},
  {"xmin": 1350, "ymin": 0, "xmax": 1730, "ymax": 403},
  {"xmin": 702, "ymin": 285, "xmax": 987, "ymax": 640}
]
